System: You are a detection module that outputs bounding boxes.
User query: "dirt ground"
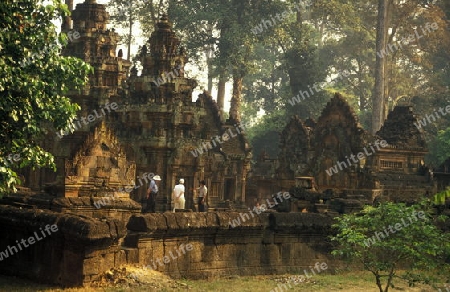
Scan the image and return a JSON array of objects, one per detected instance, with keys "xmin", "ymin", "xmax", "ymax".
[{"xmin": 0, "ymin": 266, "xmax": 447, "ymax": 292}]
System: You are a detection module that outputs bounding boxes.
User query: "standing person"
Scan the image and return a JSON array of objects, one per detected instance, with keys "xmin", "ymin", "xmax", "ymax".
[
  {"xmin": 145, "ymin": 175, "xmax": 161, "ymax": 213},
  {"xmin": 196, "ymin": 180, "xmax": 207, "ymax": 212},
  {"xmin": 172, "ymin": 178, "xmax": 186, "ymax": 212}
]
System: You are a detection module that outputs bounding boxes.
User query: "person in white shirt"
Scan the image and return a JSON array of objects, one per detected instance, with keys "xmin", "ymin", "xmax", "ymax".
[
  {"xmin": 196, "ymin": 180, "xmax": 207, "ymax": 212},
  {"xmin": 172, "ymin": 178, "xmax": 185, "ymax": 212}
]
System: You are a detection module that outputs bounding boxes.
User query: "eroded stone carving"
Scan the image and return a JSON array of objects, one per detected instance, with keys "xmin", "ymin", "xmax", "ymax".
[{"xmin": 64, "ymin": 122, "xmax": 135, "ymax": 197}]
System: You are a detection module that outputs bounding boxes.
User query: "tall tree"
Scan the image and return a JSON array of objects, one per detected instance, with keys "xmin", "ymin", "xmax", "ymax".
[
  {"xmin": 372, "ymin": 0, "xmax": 390, "ymax": 134},
  {"xmin": 242, "ymin": 1, "xmax": 331, "ymax": 155},
  {"xmin": 303, "ymin": 0, "xmax": 449, "ymax": 133},
  {"xmin": 139, "ymin": 0, "xmax": 169, "ymax": 38},
  {"xmin": 107, "ymin": 0, "xmax": 168, "ymax": 60},
  {"xmin": 283, "ymin": 25, "xmax": 329, "ymax": 119},
  {"xmin": 107, "ymin": 0, "xmax": 141, "ymax": 60},
  {"xmin": 0, "ymin": 0, "xmax": 91, "ymax": 194},
  {"xmin": 168, "ymin": 0, "xmax": 222, "ymax": 109},
  {"xmin": 316, "ymin": 0, "xmax": 377, "ymax": 114},
  {"xmin": 168, "ymin": 0, "xmax": 286, "ymax": 120}
]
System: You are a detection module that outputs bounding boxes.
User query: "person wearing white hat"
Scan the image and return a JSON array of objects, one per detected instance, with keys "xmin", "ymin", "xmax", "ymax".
[
  {"xmin": 145, "ymin": 174, "xmax": 161, "ymax": 213},
  {"xmin": 172, "ymin": 178, "xmax": 185, "ymax": 212}
]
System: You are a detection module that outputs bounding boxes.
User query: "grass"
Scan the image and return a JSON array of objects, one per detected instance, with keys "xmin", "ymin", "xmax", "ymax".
[
  {"xmin": 0, "ymin": 270, "xmax": 446, "ymax": 292},
  {"xmin": 179, "ymin": 272, "xmax": 435, "ymax": 292}
]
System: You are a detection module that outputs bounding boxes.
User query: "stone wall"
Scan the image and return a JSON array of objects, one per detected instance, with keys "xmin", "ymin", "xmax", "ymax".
[
  {"xmin": 125, "ymin": 212, "xmax": 334, "ymax": 279},
  {"xmin": 0, "ymin": 205, "xmax": 335, "ymax": 286},
  {"xmin": 0, "ymin": 192, "xmax": 142, "ymax": 222},
  {"xmin": 0, "ymin": 205, "xmax": 126, "ymax": 286}
]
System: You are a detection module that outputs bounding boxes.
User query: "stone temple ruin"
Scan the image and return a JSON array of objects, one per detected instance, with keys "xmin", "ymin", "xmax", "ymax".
[
  {"xmin": 20, "ymin": 0, "xmax": 251, "ymax": 213},
  {"xmin": 0, "ymin": 0, "xmax": 448, "ymax": 287},
  {"xmin": 249, "ymin": 95, "xmax": 433, "ymax": 214}
]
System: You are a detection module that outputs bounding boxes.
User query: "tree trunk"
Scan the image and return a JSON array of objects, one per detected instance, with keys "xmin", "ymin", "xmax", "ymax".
[
  {"xmin": 217, "ymin": 71, "xmax": 226, "ymax": 118},
  {"xmin": 127, "ymin": 4, "xmax": 133, "ymax": 61},
  {"xmin": 149, "ymin": 0, "xmax": 156, "ymax": 25},
  {"xmin": 229, "ymin": 72, "xmax": 243, "ymax": 122},
  {"xmin": 207, "ymin": 59, "xmax": 213, "ymax": 93},
  {"xmin": 360, "ymin": 93, "xmax": 367, "ymax": 112},
  {"xmin": 206, "ymin": 24, "xmax": 214, "ymax": 93},
  {"xmin": 375, "ymin": 274, "xmax": 384, "ymax": 292},
  {"xmin": 371, "ymin": 0, "xmax": 388, "ymax": 134},
  {"xmin": 383, "ymin": 0, "xmax": 393, "ymax": 121}
]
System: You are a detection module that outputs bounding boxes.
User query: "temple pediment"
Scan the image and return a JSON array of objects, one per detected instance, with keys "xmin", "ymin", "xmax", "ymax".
[{"xmin": 64, "ymin": 122, "xmax": 136, "ymax": 197}]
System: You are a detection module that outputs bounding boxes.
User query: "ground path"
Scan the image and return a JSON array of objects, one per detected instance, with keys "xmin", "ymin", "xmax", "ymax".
[{"xmin": 0, "ymin": 267, "xmax": 442, "ymax": 291}]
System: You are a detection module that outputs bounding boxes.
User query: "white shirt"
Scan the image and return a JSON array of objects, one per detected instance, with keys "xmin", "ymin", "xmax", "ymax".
[
  {"xmin": 148, "ymin": 179, "xmax": 158, "ymax": 193},
  {"xmin": 173, "ymin": 184, "xmax": 185, "ymax": 199},
  {"xmin": 197, "ymin": 185, "xmax": 207, "ymax": 198}
]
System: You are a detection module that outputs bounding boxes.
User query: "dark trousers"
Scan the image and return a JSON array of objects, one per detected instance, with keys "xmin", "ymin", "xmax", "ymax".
[
  {"xmin": 198, "ymin": 197, "xmax": 205, "ymax": 212},
  {"xmin": 145, "ymin": 192, "xmax": 157, "ymax": 213}
]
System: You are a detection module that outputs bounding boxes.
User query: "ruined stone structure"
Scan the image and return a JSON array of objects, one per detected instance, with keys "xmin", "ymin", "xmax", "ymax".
[
  {"xmin": 0, "ymin": 1, "xmax": 262, "ymax": 285},
  {"xmin": 18, "ymin": 0, "xmax": 140, "ymax": 218},
  {"xmin": 371, "ymin": 105, "xmax": 432, "ymax": 202},
  {"xmin": 246, "ymin": 150, "xmax": 278, "ymax": 206},
  {"xmin": 108, "ymin": 13, "xmax": 252, "ymax": 210},
  {"xmin": 311, "ymin": 95, "xmax": 369, "ymax": 189},
  {"xmin": 277, "ymin": 116, "xmax": 312, "ymax": 183},
  {"xmin": 19, "ymin": 0, "xmax": 251, "ymax": 212},
  {"xmin": 247, "ymin": 94, "xmax": 434, "ymax": 212}
]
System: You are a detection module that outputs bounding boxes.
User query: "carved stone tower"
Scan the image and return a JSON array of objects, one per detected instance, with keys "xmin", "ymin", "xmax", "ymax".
[
  {"xmin": 63, "ymin": 0, "xmax": 131, "ymax": 110},
  {"xmin": 25, "ymin": 0, "xmax": 134, "ymax": 198},
  {"xmin": 109, "ymin": 15, "xmax": 252, "ymax": 211},
  {"xmin": 142, "ymin": 14, "xmax": 187, "ymax": 78}
]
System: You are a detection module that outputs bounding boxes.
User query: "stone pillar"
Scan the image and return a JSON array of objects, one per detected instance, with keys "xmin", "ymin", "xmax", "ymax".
[{"xmin": 240, "ymin": 177, "xmax": 246, "ymax": 205}]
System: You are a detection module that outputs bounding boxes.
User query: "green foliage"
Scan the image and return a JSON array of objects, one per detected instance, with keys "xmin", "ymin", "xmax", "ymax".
[
  {"xmin": 433, "ymin": 189, "xmax": 450, "ymax": 205},
  {"xmin": 244, "ymin": 109, "xmax": 288, "ymax": 158},
  {"xmin": 426, "ymin": 127, "xmax": 450, "ymax": 167},
  {"xmin": 0, "ymin": 0, "xmax": 91, "ymax": 194},
  {"xmin": 284, "ymin": 31, "xmax": 330, "ymax": 119},
  {"xmin": 242, "ymin": 44, "xmax": 291, "ymax": 113},
  {"xmin": 168, "ymin": 0, "xmax": 289, "ymax": 92},
  {"xmin": 167, "ymin": 0, "xmax": 221, "ymax": 74},
  {"xmin": 331, "ymin": 201, "xmax": 450, "ymax": 292}
]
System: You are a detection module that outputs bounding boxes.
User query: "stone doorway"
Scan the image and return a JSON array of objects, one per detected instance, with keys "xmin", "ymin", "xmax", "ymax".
[{"xmin": 224, "ymin": 178, "xmax": 235, "ymax": 201}]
